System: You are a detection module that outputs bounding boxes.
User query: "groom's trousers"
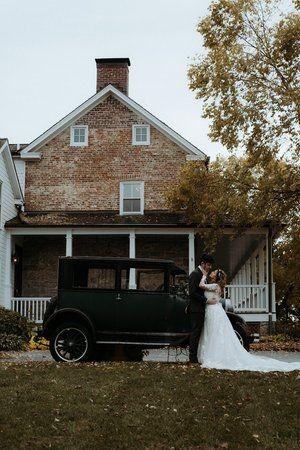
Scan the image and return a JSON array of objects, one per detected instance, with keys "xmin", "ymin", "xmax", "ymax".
[{"xmin": 189, "ymin": 312, "xmax": 205, "ymax": 363}]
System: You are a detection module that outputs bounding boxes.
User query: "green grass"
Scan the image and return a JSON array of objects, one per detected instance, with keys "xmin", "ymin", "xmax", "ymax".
[{"xmin": 0, "ymin": 362, "xmax": 299, "ymax": 449}]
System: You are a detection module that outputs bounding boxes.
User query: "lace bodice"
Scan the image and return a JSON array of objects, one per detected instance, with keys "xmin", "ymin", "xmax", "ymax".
[{"xmin": 204, "ymin": 283, "xmax": 221, "ymax": 303}]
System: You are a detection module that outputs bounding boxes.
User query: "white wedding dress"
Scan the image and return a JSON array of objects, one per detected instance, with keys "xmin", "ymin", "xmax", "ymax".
[{"xmin": 197, "ymin": 284, "xmax": 300, "ymax": 372}]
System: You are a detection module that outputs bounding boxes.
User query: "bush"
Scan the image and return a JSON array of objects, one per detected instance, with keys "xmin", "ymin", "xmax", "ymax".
[
  {"xmin": 275, "ymin": 321, "xmax": 300, "ymax": 339},
  {"xmin": 0, "ymin": 333, "xmax": 24, "ymax": 351},
  {"xmin": 0, "ymin": 307, "xmax": 32, "ymax": 340}
]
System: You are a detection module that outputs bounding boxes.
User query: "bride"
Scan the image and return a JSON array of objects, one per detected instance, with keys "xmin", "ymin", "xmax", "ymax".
[{"xmin": 197, "ymin": 269, "xmax": 300, "ymax": 372}]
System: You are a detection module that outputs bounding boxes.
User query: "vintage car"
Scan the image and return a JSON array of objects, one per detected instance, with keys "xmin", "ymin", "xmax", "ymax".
[{"xmin": 41, "ymin": 257, "xmax": 253, "ymax": 362}]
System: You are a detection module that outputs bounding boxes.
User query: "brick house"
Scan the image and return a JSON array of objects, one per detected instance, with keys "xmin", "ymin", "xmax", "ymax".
[{"xmin": 5, "ymin": 58, "xmax": 276, "ymax": 331}]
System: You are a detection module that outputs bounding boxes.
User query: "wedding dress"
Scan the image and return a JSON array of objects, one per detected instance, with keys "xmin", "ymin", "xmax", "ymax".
[{"xmin": 197, "ymin": 284, "xmax": 300, "ymax": 372}]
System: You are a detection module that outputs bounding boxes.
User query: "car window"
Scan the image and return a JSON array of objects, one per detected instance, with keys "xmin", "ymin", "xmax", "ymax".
[
  {"xmin": 121, "ymin": 268, "xmax": 166, "ymax": 292},
  {"xmin": 73, "ymin": 264, "xmax": 116, "ymax": 289}
]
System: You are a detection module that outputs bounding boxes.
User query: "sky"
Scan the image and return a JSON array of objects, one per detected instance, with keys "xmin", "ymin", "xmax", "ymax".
[{"xmin": 0, "ymin": 0, "xmax": 292, "ymax": 160}]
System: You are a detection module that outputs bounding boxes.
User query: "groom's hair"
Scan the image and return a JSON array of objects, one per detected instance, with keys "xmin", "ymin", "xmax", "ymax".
[{"xmin": 200, "ymin": 253, "xmax": 214, "ymax": 264}]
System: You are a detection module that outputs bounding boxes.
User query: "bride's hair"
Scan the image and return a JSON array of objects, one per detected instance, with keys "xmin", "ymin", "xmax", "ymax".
[{"xmin": 215, "ymin": 269, "xmax": 227, "ymax": 295}]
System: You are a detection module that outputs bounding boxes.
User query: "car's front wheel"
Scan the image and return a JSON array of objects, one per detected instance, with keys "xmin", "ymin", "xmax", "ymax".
[
  {"xmin": 233, "ymin": 324, "xmax": 250, "ymax": 351},
  {"xmin": 49, "ymin": 322, "xmax": 94, "ymax": 362}
]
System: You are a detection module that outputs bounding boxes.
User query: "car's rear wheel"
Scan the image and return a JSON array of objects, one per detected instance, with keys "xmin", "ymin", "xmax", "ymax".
[
  {"xmin": 50, "ymin": 322, "xmax": 94, "ymax": 362},
  {"xmin": 233, "ymin": 324, "xmax": 250, "ymax": 351}
]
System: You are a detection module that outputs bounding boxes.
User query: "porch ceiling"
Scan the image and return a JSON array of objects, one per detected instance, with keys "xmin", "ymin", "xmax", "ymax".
[{"xmin": 213, "ymin": 233, "xmax": 266, "ymax": 279}]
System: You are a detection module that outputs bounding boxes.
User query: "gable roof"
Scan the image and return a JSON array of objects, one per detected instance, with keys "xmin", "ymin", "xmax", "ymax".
[
  {"xmin": 0, "ymin": 139, "xmax": 24, "ymax": 202},
  {"xmin": 20, "ymin": 84, "xmax": 207, "ymax": 160}
]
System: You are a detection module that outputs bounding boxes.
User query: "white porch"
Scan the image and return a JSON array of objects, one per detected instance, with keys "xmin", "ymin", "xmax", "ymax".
[{"xmin": 4, "ymin": 226, "xmax": 276, "ymax": 325}]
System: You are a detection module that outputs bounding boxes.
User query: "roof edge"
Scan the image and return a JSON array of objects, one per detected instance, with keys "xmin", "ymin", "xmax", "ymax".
[{"xmin": 20, "ymin": 85, "xmax": 207, "ymax": 159}]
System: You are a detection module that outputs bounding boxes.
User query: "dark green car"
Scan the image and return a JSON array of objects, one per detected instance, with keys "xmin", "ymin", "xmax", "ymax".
[{"xmin": 42, "ymin": 257, "xmax": 252, "ymax": 362}]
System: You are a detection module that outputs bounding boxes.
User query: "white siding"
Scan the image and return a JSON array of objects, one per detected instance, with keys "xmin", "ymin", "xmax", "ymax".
[
  {"xmin": 0, "ymin": 153, "xmax": 17, "ymax": 307},
  {"xmin": 14, "ymin": 159, "xmax": 26, "ymax": 196}
]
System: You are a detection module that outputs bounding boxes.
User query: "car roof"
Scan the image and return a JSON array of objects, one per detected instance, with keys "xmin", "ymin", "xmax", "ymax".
[{"xmin": 59, "ymin": 256, "xmax": 177, "ymax": 267}]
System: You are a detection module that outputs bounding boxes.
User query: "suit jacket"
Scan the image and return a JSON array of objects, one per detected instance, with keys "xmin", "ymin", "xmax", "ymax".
[{"xmin": 187, "ymin": 267, "xmax": 206, "ymax": 313}]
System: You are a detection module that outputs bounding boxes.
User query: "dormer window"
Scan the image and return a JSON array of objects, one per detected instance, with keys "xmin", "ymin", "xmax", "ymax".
[
  {"xmin": 132, "ymin": 125, "xmax": 150, "ymax": 145},
  {"xmin": 70, "ymin": 125, "xmax": 88, "ymax": 146},
  {"xmin": 120, "ymin": 181, "xmax": 144, "ymax": 215}
]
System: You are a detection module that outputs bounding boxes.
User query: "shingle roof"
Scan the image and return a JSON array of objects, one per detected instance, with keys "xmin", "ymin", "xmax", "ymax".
[{"xmin": 5, "ymin": 211, "xmax": 192, "ymax": 228}]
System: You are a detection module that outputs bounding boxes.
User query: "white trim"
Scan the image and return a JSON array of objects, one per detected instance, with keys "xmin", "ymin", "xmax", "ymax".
[
  {"xmin": 132, "ymin": 124, "xmax": 150, "ymax": 145},
  {"xmin": 188, "ymin": 232, "xmax": 195, "ymax": 273},
  {"xmin": 129, "ymin": 231, "xmax": 136, "ymax": 289},
  {"xmin": 66, "ymin": 230, "xmax": 73, "ymax": 256},
  {"xmin": 4, "ymin": 232, "xmax": 12, "ymax": 309},
  {"xmin": 186, "ymin": 155, "xmax": 205, "ymax": 161},
  {"xmin": 8, "ymin": 227, "xmax": 197, "ymax": 236},
  {"xmin": 20, "ymin": 85, "xmax": 206, "ymax": 159},
  {"xmin": 238, "ymin": 313, "xmax": 276, "ymax": 322},
  {"xmin": 120, "ymin": 181, "xmax": 144, "ymax": 215},
  {"xmin": 0, "ymin": 140, "xmax": 24, "ymax": 202},
  {"xmin": 70, "ymin": 125, "xmax": 88, "ymax": 147},
  {"xmin": 0, "ymin": 180, "xmax": 2, "ymax": 227}
]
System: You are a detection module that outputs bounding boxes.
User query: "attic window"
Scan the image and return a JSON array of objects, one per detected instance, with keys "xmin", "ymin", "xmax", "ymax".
[
  {"xmin": 70, "ymin": 125, "xmax": 88, "ymax": 146},
  {"xmin": 132, "ymin": 125, "xmax": 150, "ymax": 145}
]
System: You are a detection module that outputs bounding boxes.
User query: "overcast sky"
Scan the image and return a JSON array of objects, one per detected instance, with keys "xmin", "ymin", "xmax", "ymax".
[{"xmin": 0, "ymin": 0, "xmax": 291, "ymax": 160}]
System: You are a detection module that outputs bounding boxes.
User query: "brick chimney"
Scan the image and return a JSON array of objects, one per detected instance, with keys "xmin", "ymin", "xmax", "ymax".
[{"xmin": 95, "ymin": 58, "xmax": 131, "ymax": 95}]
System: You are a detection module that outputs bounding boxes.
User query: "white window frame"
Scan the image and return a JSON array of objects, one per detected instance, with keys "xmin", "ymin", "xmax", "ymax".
[
  {"xmin": 70, "ymin": 125, "xmax": 89, "ymax": 147},
  {"xmin": 132, "ymin": 125, "xmax": 150, "ymax": 145},
  {"xmin": 120, "ymin": 181, "xmax": 144, "ymax": 215}
]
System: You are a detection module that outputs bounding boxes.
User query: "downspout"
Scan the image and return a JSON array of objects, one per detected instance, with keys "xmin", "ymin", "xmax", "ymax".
[{"xmin": 267, "ymin": 225, "xmax": 274, "ymax": 334}]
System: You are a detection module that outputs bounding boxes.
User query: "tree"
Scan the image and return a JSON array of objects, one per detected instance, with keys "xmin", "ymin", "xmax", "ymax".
[
  {"xmin": 166, "ymin": 0, "xmax": 300, "ymax": 322},
  {"xmin": 166, "ymin": 155, "xmax": 300, "ymax": 246},
  {"xmin": 188, "ymin": 0, "xmax": 299, "ymax": 162}
]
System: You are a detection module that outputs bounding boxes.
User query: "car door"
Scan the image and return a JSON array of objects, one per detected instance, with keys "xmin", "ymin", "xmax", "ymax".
[
  {"xmin": 116, "ymin": 266, "xmax": 172, "ymax": 336},
  {"xmin": 60, "ymin": 262, "xmax": 117, "ymax": 338}
]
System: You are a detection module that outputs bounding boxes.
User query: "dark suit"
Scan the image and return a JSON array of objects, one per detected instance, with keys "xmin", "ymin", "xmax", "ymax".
[{"xmin": 187, "ymin": 267, "xmax": 206, "ymax": 363}]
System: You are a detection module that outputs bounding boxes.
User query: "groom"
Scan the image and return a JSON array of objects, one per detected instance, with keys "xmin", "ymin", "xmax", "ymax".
[{"xmin": 187, "ymin": 253, "xmax": 214, "ymax": 364}]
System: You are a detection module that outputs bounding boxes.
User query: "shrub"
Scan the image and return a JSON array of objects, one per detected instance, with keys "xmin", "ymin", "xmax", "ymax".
[
  {"xmin": 0, "ymin": 307, "xmax": 32, "ymax": 340},
  {"xmin": 275, "ymin": 321, "xmax": 300, "ymax": 339},
  {"xmin": 0, "ymin": 333, "xmax": 24, "ymax": 351}
]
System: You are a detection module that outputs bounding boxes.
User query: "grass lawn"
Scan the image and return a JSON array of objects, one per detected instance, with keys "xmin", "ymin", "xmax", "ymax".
[{"xmin": 0, "ymin": 362, "xmax": 299, "ymax": 449}]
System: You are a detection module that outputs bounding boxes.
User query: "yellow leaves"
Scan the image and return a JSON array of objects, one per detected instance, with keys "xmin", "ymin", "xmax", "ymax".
[{"xmin": 29, "ymin": 335, "xmax": 49, "ymax": 351}]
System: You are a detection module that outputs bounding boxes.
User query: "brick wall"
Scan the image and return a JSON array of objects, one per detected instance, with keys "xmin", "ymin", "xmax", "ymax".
[
  {"xmin": 22, "ymin": 236, "xmax": 65, "ymax": 297},
  {"xmin": 73, "ymin": 236, "xmax": 129, "ymax": 257},
  {"xmin": 25, "ymin": 96, "xmax": 188, "ymax": 211}
]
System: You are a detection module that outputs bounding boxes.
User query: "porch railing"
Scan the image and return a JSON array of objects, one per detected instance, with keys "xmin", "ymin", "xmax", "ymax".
[
  {"xmin": 224, "ymin": 284, "xmax": 268, "ymax": 312},
  {"xmin": 11, "ymin": 297, "xmax": 51, "ymax": 324}
]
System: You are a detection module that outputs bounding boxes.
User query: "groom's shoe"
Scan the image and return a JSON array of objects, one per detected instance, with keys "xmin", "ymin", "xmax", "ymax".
[{"xmin": 189, "ymin": 358, "xmax": 199, "ymax": 364}]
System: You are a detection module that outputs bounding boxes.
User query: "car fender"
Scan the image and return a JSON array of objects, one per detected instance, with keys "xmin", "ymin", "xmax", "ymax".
[
  {"xmin": 226, "ymin": 311, "xmax": 247, "ymax": 327},
  {"xmin": 42, "ymin": 308, "xmax": 96, "ymax": 339}
]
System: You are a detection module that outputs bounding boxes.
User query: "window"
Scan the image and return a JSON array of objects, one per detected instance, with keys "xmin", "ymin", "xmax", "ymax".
[
  {"xmin": 132, "ymin": 125, "xmax": 150, "ymax": 145},
  {"xmin": 73, "ymin": 264, "xmax": 116, "ymax": 290},
  {"xmin": 121, "ymin": 268, "xmax": 166, "ymax": 292},
  {"xmin": 70, "ymin": 125, "xmax": 88, "ymax": 146},
  {"xmin": 120, "ymin": 181, "xmax": 144, "ymax": 215}
]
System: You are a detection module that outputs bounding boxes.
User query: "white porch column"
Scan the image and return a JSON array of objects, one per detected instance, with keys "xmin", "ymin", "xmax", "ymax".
[
  {"xmin": 188, "ymin": 231, "xmax": 195, "ymax": 274},
  {"xmin": 65, "ymin": 230, "xmax": 73, "ymax": 256},
  {"xmin": 129, "ymin": 231, "xmax": 136, "ymax": 289},
  {"xmin": 4, "ymin": 231, "xmax": 12, "ymax": 309}
]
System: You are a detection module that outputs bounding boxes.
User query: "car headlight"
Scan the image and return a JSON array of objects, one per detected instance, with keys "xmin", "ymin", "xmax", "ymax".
[{"xmin": 221, "ymin": 298, "xmax": 234, "ymax": 312}]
